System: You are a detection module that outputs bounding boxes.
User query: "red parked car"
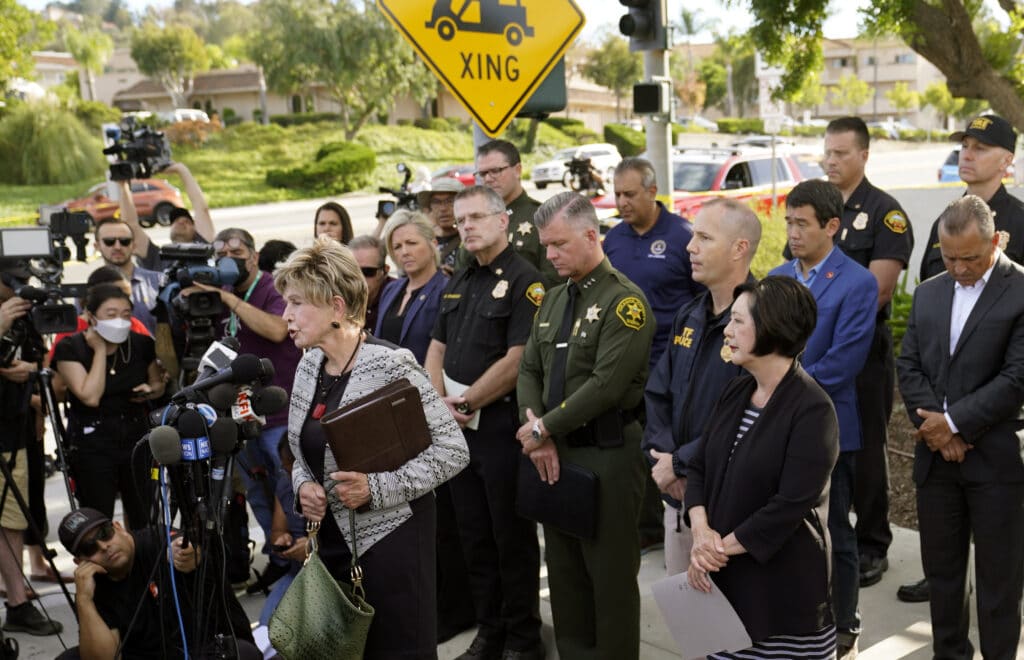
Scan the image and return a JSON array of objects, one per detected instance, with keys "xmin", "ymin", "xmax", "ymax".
[
  {"xmin": 58, "ymin": 179, "xmax": 184, "ymax": 227},
  {"xmin": 431, "ymin": 164, "xmax": 477, "ymax": 187}
]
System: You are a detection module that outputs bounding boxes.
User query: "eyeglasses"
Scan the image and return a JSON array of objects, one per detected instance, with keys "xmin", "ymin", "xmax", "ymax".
[
  {"xmin": 360, "ymin": 266, "xmax": 382, "ymax": 277},
  {"xmin": 474, "ymin": 165, "xmax": 512, "ymax": 179},
  {"xmin": 455, "ymin": 211, "xmax": 502, "ymax": 226},
  {"xmin": 101, "ymin": 237, "xmax": 132, "ymax": 247},
  {"xmin": 77, "ymin": 522, "xmax": 115, "ymax": 557},
  {"xmin": 430, "ymin": 196, "xmax": 455, "ymax": 208},
  {"xmin": 213, "ymin": 237, "xmax": 250, "ymax": 252}
]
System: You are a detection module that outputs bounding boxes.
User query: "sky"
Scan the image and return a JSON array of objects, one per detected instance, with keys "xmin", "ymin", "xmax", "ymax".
[{"xmin": 19, "ymin": 0, "xmax": 870, "ymax": 42}]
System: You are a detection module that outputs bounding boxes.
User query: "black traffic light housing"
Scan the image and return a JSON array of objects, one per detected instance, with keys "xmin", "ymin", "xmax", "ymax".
[{"xmin": 618, "ymin": 0, "xmax": 668, "ymax": 52}]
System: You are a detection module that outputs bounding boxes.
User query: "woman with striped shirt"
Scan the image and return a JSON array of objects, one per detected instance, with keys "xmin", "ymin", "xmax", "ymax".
[{"xmin": 685, "ymin": 277, "xmax": 840, "ymax": 659}]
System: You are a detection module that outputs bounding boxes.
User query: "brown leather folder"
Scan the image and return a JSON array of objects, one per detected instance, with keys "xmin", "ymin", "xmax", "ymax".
[{"xmin": 319, "ymin": 378, "xmax": 431, "ymax": 473}]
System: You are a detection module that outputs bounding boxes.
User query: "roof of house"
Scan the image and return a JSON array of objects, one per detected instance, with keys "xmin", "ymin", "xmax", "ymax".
[{"xmin": 114, "ymin": 66, "xmax": 262, "ymax": 101}]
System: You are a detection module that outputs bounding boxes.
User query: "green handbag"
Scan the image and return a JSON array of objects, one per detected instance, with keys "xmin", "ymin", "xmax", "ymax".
[{"xmin": 269, "ymin": 510, "xmax": 375, "ymax": 660}]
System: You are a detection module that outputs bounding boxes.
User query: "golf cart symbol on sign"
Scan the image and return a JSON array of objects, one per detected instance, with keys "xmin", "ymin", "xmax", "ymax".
[{"xmin": 426, "ymin": 0, "xmax": 535, "ymax": 46}]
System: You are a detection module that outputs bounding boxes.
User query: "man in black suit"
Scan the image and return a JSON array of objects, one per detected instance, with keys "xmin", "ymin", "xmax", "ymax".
[{"xmin": 897, "ymin": 195, "xmax": 1024, "ymax": 660}]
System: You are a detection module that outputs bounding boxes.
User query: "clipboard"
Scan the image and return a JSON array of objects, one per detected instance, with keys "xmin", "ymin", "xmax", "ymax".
[{"xmin": 319, "ymin": 378, "xmax": 431, "ymax": 473}]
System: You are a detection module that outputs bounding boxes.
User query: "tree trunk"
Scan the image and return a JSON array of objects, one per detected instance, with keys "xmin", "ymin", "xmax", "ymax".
[
  {"xmin": 86, "ymin": 71, "xmax": 96, "ymax": 102},
  {"xmin": 523, "ymin": 118, "xmax": 539, "ymax": 153},
  {"xmin": 903, "ymin": 0, "xmax": 1024, "ymax": 132}
]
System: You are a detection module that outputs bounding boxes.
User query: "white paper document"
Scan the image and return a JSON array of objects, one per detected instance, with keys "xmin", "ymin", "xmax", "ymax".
[
  {"xmin": 442, "ymin": 371, "xmax": 481, "ymax": 431},
  {"xmin": 651, "ymin": 572, "xmax": 752, "ymax": 660}
]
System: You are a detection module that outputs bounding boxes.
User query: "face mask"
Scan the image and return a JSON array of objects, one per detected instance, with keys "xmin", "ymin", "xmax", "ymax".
[
  {"xmin": 232, "ymin": 257, "xmax": 250, "ymax": 283},
  {"xmin": 94, "ymin": 318, "xmax": 131, "ymax": 344}
]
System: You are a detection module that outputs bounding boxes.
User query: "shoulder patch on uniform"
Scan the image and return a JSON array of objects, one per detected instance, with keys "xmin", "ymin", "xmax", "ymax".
[
  {"xmin": 883, "ymin": 210, "xmax": 908, "ymax": 234},
  {"xmin": 525, "ymin": 281, "xmax": 545, "ymax": 307},
  {"xmin": 615, "ymin": 296, "xmax": 647, "ymax": 330}
]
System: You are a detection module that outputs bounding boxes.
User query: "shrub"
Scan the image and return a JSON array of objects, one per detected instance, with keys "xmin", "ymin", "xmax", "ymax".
[
  {"xmin": 269, "ymin": 112, "xmax": 342, "ymax": 127},
  {"xmin": 266, "ymin": 141, "xmax": 375, "ymax": 193},
  {"xmin": 603, "ymin": 123, "xmax": 645, "ymax": 157},
  {"xmin": 164, "ymin": 118, "xmax": 223, "ymax": 148},
  {"xmin": 888, "ymin": 271, "xmax": 913, "ymax": 357},
  {"xmin": 868, "ymin": 126, "xmax": 890, "ymax": 141},
  {"xmin": 561, "ymin": 124, "xmax": 600, "ymax": 143},
  {"xmin": 716, "ymin": 118, "xmax": 765, "ymax": 134},
  {"xmin": 74, "ymin": 101, "xmax": 122, "ymax": 132},
  {"xmin": 544, "ymin": 117, "xmax": 584, "ymax": 131},
  {"xmin": 222, "ymin": 107, "xmax": 243, "ymax": 127},
  {"xmin": 751, "ymin": 203, "xmax": 789, "ymax": 279},
  {"xmin": 793, "ymin": 124, "xmax": 826, "ymax": 137},
  {"xmin": 0, "ymin": 103, "xmax": 106, "ymax": 184},
  {"xmin": 413, "ymin": 117, "xmax": 456, "ymax": 132}
]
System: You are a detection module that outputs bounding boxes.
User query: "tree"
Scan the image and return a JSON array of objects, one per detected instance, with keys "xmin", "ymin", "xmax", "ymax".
[
  {"xmin": 885, "ymin": 81, "xmax": 920, "ymax": 118},
  {"xmin": 787, "ymin": 69, "xmax": 827, "ymax": 115},
  {"xmin": 580, "ymin": 33, "xmax": 641, "ymax": 121},
  {"xmin": 130, "ymin": 24, "xmax": 210, "ymax": 108},
  {"xmin": 65, "ymin": 27, "xmax": 114, "ymax": 102},
  {"xmin": 0, "ymin": 0, "xmax": 55, "ymax": 92},
  {"xmin": 251, "ymin": 0, "xmax": 436, "ymax": 140},
  {"xmin": 742, "ymin": 0, "xmax": 1024, "ymax": 132},
  {"xmin": 699, "ymin": 32, "xmax": 757, "ymax": 116},
  {"xmin": 831, "ymin": 73, "xmax": 872, "ymax": 114}
]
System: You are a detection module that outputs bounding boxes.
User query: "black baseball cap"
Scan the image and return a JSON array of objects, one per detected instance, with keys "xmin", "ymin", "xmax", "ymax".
[
  {"xmin": 58, "ymin": 508, "xmax": 110, "ymax": 555},
  {"xmin": 168, "ymin": 207, "xmax": 193, "ymax": 223},
  {"xmin": 951, "ymin": 114, "xmax": 1017, "ymax": 153}
]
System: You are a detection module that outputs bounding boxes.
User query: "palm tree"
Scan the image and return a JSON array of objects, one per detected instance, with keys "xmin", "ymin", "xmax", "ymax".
[{"xmin": 65, "ymin": 28, "xmax": 114, "ymax": 102}]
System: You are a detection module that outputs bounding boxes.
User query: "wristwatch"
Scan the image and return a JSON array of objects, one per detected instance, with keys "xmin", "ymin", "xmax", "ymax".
[
  {"xmin": 456, "ymin": 402, "xmax": 472, "ymax": 415},
  {"xmin": 531, "ymin": 419, "xmax": 542, "ymax": 443}
]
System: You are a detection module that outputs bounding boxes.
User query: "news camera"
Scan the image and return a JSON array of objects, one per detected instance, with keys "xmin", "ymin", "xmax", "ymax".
[
  {"xmin": 102, "ymin": 117, "xmax": 172, "ymax": 182},
  {"xmin": 0, "ymin": 222, "xmax": 90, "ymax": 365},
  {"xmin": 157, "ymin": 243, "xmax": 240, "ymax": 372}
]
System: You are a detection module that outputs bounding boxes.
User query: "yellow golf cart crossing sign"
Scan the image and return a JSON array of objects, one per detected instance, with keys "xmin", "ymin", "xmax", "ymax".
[{"xmin": 377, "ymin": 0, "xmax": 585, "ymax": 137}]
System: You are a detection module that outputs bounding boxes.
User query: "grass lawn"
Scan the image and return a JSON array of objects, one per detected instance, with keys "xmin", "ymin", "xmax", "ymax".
[{"xmin": 0, "ymin": 120, "xmax": 577, "ymax": 225}]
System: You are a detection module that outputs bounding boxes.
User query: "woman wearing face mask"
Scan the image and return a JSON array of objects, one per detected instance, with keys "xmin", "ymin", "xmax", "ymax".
[{"xmin": 53, "ymin": 284, "xmax": 165, "ymax": 529}]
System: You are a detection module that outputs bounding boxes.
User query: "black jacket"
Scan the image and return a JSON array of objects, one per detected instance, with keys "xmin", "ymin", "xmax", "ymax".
[{"xmin": 685, "ymin": 364, "xmax": 839, "ymax": 642}]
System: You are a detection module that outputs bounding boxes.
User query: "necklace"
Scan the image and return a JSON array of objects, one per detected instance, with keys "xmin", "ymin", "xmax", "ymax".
[
  {"xmin": 108, "ymin": 340, "xmax": 132, "ymax": 376},
  {"xmin": 311, "ymin": 334, "xmax": 362, "ymax": 420}
]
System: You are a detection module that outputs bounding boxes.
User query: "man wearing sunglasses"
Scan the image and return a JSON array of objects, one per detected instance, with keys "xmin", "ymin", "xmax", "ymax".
[
  {"xmin": 182, "ymin": 227, "xmax": 301, "ymax": 592},
  {"xmin": 94, "ymin": 219, "xmax": 163, "ymax": 336},
  {"xmin": 58, "ymin": 508, "xmax": 257, "ymax": 659},
  {"xmin": 348, "ymin": 234, "xmax": 394, "ymax": 332}
]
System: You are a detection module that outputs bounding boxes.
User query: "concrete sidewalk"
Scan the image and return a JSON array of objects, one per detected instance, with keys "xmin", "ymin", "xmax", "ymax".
[{"xmin": 10, "ymin": 473, "xmax": 1019, "ymax": 659}]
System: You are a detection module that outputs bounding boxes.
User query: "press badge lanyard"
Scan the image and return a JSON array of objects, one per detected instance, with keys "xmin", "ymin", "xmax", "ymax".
[{"xmin": 228, "ymin": 276, "xmax": 261, "ymax": 337}]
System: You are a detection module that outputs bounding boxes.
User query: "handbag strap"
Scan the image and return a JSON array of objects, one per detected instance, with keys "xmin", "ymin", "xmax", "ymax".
[{"xmin": 304, "ymin": 511, "xmax": 366, "ymax": 600}]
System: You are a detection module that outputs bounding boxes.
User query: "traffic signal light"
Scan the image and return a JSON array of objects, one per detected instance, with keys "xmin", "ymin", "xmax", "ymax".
[{"xmin": 618, "ymin": 0, "xmax": 668, "ymax": 52}]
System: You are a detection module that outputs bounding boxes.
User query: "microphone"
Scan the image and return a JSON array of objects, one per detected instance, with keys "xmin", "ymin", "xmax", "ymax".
[
  {"xmin": 177, "ymin": 410, "xmax": 212, "ymax": 462},
  {"xmin": 251, "ymin": 386, "xmax": 289, "ymax": 417},
  {"xmin": 208, "ymin": 383, "xmax": 239, "ymax": 411},
  {"xmin": 148, "ymin": 425, "xmax": 182, "ymax": 465},
  {"xmin": 195, "ymin": 337, "xmax": 240, "ymax": 380},
  {"xmin": 231, "ymin": 386, "xmax": 265, "ymax": 425},
  {"xmin": 171, "ymin": 353, "xmax": 269, "ymax": 403},
  {"xmin": 209, "ymin": 418, "xmax": 238, "ymax": 456}
]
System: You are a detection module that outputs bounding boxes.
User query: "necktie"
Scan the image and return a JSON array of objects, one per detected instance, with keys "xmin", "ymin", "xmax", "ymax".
[{"xmin": 546, "ymin": 283, "xmax": 577, "ymax": 411}]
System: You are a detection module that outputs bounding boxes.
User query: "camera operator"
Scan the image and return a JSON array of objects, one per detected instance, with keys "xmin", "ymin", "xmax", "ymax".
[
  {"xmin": 56, "ymin": 508, "xmax": 258, "ymax": 660},
  {"xmin": 117, "ymin": 162, "xmax": 216, "ymax": 272},
  {"xmin": 94, "ymin": 219, "xmax": 162, "ymax": 337},
  {"xmin": 53, "ymin": 284, "xmax": 165, "ymax": 529},
  {"xmin": 0, "ymin": 278, "xmax": 62, "ymax": 636},
  {"xmin": 181, "ymin": 228, "xmax": 301, "ymax": 586}
]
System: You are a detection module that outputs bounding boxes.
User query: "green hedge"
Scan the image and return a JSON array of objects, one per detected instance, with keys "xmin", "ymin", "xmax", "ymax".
[
  {"xmin": 603, "ymin": 123, "xmax": 645, "ymax": 157},
  {"xmin": 544, "ymin": 117, "xmax": 584, "ymax": 131},
  {"xmin": 791, "ymin": 125, "xmax": 827, "ymax": 137},
  {"xmin": 269, "ymin": 112, "xmax": 342, "ymax": 127},
  {"xmin": 561, "ymin": 124, "xmax": 601, "ymax": 143},
  {"xmin": 74, "ymin": 101, "xmax": 122, "ymax": 133},
  {"xmin": 716, "ymin": 118, "xmax": 765, "ymax": 134},
  {"xmin": 266, "ymin": 141, "xmax": 376, "ymax": 193},
  {"xmin": 0, "ymin": 103, "xmax": 106, "ymax": 185}
]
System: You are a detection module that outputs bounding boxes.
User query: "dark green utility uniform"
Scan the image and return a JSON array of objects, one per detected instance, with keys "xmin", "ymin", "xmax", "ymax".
[
  {"xmin": 517, "ymin": 257, "xmax": 654, "ymax": 660},
  {"xmin": 455, "ymin": 191, "xmax": 560, "ymax": 286}
]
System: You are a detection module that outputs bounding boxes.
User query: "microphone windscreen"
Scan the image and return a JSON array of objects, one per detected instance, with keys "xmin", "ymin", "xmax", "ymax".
[
  {"xmin": 228, "ymin": 354, "xmax": 262, "ymax": 383},
  {"xmin": 251, "ymin": 386, "xmax": 289, "ymax": 416},
  {"xmin": 221, "ymin": 336, "xmax": 241, "ymax": 352},
  {"xmin": 258, "ymin": 358, "xmax": 276, "ymax": 381},
  {"xmin": 149, "ymin": 425, "xmax": 182, "ymax": 465},
  {"xmin": 208, "ymin": 383, "xmax": 238, "ymax": 411},
  {"xmin": 209, "ymin": 418, "xmax": 237, "ymax": 455},
  {"xmin": 177, "ymin": 409, "xmax": 208, "ymax": 439}
]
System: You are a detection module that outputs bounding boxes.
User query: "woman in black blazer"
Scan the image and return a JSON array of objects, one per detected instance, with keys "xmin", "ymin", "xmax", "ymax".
[{"xmin": 686, "ymin": 276, "xmax": 840, "ymax": 659}]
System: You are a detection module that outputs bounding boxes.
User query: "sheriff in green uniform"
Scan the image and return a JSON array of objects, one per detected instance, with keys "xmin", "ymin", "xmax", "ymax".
[
  {"xmin": 516, "ymin": 191, "xmax": 654, "ymax": 660},
  {"xmin": 455, "ymin": 139, "xmax": 560, "ymax": 286}
]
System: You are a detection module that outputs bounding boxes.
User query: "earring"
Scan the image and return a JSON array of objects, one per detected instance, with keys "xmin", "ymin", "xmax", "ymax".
[{"xmin": 331, "ymin": 321, "xmax": 341, "ymax": 329}]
